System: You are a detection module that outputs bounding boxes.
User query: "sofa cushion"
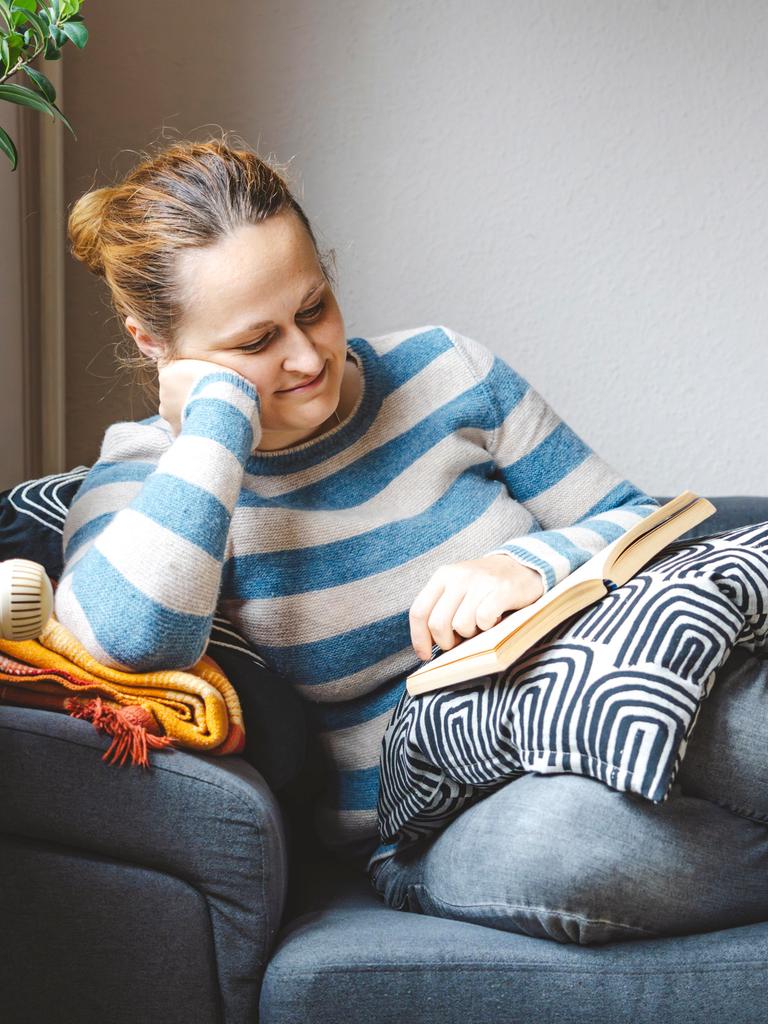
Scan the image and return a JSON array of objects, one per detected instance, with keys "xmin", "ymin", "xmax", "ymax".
[
  {"xmin": 261, "ymin": 859, "xmax": 768, "ymax": 1024},
  {"xmin": 377, "ymin": 521, "xmax": 768, "ymax": 847}
]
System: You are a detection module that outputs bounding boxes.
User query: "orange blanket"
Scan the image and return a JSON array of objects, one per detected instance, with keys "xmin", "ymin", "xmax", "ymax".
[{"xmin": 0, "ymin": 615, "xmax": 244, "ymax": 767}]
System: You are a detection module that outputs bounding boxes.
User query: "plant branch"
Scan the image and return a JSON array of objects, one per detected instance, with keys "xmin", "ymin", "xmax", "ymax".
[{"xmin": 0, "ymin": 11, "xmax": 68, "ymax": 85}]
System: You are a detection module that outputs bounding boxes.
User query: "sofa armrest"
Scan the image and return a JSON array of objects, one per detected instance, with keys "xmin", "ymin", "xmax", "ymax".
[{"xmin": 0, "ymin": 706, "xmax": 288, "ymax": 1024}]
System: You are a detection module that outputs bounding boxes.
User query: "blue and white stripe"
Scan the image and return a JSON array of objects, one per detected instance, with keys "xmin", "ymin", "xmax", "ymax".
[
  {"xmin": 55, "ymin": 369, "xmax": 261, "ymax": 670},
  {"xmin": 54, "ymin": 324, "xmax": 660, "ymax": 865}
]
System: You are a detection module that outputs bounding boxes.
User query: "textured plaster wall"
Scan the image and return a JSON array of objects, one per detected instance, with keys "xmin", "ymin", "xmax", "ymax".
[{"xmin": 63, "ymin": 1, "xmax": 767, "ymax": 493}]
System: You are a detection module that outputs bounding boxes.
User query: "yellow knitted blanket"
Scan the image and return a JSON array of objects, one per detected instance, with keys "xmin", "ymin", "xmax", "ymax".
[{"xmin": 0, "ymin": 615, "xmax": 244, "ymax": 766}]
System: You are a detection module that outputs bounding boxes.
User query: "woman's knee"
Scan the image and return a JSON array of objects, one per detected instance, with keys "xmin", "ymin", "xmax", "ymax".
[{"xmin": 416, "ymin": 773, "xmax": 667, "ymax": 943}]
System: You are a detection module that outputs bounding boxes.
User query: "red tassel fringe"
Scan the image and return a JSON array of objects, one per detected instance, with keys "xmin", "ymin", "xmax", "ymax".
[{"xmin": 66, "ymin": 696, "xmax": 175, "ymax": 768}]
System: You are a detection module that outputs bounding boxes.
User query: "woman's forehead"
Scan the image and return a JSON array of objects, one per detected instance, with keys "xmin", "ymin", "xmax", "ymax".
[
  {"xmin": 176, "ymin": 216, "xmax": 316, "ymax": 292},
  {"xmin": 174, "ymin": 226, "xmax": 323, "ymax": 342}
]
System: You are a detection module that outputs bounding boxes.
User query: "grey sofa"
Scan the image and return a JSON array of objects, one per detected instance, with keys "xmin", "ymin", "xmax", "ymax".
[{"xmin": 2, "ymin": 494, "xmax": 768, "ymax": 1024}]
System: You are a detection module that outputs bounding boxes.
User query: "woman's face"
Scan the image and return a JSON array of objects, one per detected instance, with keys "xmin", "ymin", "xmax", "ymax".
[{"xmin": 134, "ymin": 212, "xmax": 348, "ymax": 451}]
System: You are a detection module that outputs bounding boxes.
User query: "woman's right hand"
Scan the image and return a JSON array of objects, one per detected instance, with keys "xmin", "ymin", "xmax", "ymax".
[{"xmin": 157, "ymin": 357, "xmax": 252, "ymax": 436}]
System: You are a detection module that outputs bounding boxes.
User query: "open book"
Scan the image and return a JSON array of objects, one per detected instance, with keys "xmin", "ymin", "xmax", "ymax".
[{"xmin": 406, "ymin": 491, "xmax": 716, "ymax": 696}]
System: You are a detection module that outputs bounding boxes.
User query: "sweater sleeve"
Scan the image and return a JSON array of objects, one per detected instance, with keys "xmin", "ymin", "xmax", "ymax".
[
  {"xmin": 445, "ymin": 326, "xmax": 661, "ymax": 594},
  {"xmin": 53, "ymin": 369, "xmax": 261, "ymax": 672}
]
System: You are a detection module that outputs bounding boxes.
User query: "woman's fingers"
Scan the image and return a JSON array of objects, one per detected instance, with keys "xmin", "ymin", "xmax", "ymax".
[
  {"xmin": 409, "ymin": 574, "xmax": 449, "ymax": 660},
  {"xmin": 408, "ymin": 555, "xmax": 545, "ymax": 661},
  {"xmin": 409, "ymin": 569, "xmax": 478, "ymax": 659}
]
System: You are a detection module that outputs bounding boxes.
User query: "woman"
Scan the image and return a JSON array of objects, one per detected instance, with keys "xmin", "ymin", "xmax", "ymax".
[{"xmin": 58, "ymin": 136, "xmax": 768, "ymax": 945}]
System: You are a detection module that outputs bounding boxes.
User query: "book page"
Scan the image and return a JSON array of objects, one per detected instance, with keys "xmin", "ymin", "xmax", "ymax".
[{"xmin": 606, "ymin": 496, "xmax": 716, "ymax": 584}]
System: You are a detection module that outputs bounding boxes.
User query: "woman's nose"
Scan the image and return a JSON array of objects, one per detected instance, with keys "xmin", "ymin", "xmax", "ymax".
[{"xmin": 282, "ymin": 330, "xmax": 323, "ymax": 372}]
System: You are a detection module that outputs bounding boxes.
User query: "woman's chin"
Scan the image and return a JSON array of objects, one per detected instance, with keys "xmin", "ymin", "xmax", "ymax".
[{"xmin": 254, "ymin": 406, "xmax": 341, "ymax": 452}]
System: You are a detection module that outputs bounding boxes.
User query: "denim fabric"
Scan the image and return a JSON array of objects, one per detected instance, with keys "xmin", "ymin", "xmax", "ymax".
[{"xmin": 370, "ymin": 647, "xmax": 768, "ymax": 945}]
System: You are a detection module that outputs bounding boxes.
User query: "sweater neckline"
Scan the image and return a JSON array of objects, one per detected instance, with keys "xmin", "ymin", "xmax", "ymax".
[{"xmin": 244, "ymin": 335, "xmax": 379, "ymax": 473}]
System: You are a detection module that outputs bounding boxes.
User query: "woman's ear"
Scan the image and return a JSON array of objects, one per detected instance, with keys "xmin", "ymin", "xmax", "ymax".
[{"xmin": 125, "ymin": 315, "xmax": 164, "ymax": 362}]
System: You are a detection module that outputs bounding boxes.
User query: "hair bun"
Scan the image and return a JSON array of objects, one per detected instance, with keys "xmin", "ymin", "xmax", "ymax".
[{"xmin": 67, "ymin": 187, "xmax": 114, "ymax": 277}]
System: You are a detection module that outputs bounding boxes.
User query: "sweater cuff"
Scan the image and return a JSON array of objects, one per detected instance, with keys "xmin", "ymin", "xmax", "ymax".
[
  {"xmin": 180, "ymin": 369, "xmax": 261, "ymax": 460},
  {"xmin": 484, "ymin": 546, "xmax": 555, "ymax": 593}
]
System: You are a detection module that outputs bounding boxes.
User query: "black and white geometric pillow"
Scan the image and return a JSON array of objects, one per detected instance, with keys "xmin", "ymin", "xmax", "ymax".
[
  {"xmin": 0, "ymin": 468, "xmax": 90, "ymax": 576},
  {"xmin": 377, "ymin": 522, "xmax": 768, "ymax": 849}
]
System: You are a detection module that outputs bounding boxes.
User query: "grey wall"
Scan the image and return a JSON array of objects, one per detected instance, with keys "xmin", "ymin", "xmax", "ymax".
[
  {"xmin": 0, "ymin": 103, "xmax": 25, "ymax": 491},
  {"xmin": 63, "ymin": 0, "xmax": 767, "ymax": 493}
]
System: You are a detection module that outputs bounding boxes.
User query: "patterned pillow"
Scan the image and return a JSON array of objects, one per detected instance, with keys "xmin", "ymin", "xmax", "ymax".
[
  {"xmin": 0, "ymin": 468, "xmax": 89, "ymax": 578},
  {"xmin": 377, "ymin": 522, "xmax": 768, "ymax": 850}
]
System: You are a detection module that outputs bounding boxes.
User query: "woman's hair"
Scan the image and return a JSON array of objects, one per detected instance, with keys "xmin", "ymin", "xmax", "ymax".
[{"xmin": 67, "ymin": 131, "xmax": 337, "ymax": 396}]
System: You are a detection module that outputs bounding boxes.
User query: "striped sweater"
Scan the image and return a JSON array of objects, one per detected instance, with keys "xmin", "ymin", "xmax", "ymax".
[{"xmin": 55, "ymin": 324, "xmax": 661, "ymax": 871}]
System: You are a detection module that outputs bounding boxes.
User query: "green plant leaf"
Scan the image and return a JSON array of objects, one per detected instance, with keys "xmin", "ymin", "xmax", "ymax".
[
  {"xmin": 11, "ymin": 0, "xmax": 37, "ymax": 13},
  {"xmin": 0, "ymin": 36, "xmax": 11, "ymax": 74},
  {"xmin": 0, "ymin": 85, "xmax": 76, "ymax": 138},
  {"xmin": 21, "ymin": 62, "xmax": 55, "ymax": 102},
  {"xmin": 59, "ymin": 19, "xmax": 86, "ymax": 47},
  {"xmin": 50, "ymin": 98, "xmax": 75, "ymax": 137},
  {"xmin": 0, "ymin": 80, "xmax": 56, "ymax": 117},
  {"xmin": 12, "ymin": 7, "xmax": 48, "ymax": 47},
  {"xmin": 4, "ymin": 34, "xmax": 23, "ymax": 72},
  {"xmin": 0, "ymin": 122, "xmax": 18, "ymax": 169},
  {"xmin": 43, "ymin": 39, "xmax": 60, "ymax": 59}
]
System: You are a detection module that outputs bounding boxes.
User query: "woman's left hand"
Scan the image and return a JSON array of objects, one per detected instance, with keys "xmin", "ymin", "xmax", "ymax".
[{"xmin": 409, "ymin": 554, "xmax": 545, "ymax": 662}]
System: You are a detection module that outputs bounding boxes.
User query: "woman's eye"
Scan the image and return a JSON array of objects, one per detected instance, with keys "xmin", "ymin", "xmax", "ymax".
[
  {"xmin": 298, "ymin": 301, "xmax": 325, "ymax": 322},
  {"xmin": 239, "ymin": 338, "xmax": 271, "ymax": 354},
  {"xmin": 237, "ymin": 301, "xmax": 325, "ymax": 354}
]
